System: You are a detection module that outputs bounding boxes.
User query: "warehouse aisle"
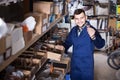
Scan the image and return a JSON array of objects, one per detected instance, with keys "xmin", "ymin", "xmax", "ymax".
[{"xmin": 94, "ymin": 52, "xmax": 118, "ymax": 80}]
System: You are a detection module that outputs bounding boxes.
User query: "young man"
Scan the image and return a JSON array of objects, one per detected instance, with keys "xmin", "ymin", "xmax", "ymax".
[{"xmin": 63, "ymin": 9, "xmax": 105, "ymax": 80}]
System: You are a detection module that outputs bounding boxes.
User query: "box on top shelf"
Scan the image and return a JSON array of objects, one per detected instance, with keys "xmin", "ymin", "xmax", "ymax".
[
  {"xmin": 0, "ymin": 35, "xmax": 11, "ymax": 64},
  {"xmin": 0, "ymin": 34, "xmax": 12, "ymax": 55},
  {"xmin": 7, "ymin": 23, "xmax": 25, "ymax": 55},
  {"xmin": 53, "ymin": 2, "xmax": 63, "ymax": 15},
  {"xmin": 24, "ymin": 12, "xmax": 48, "ymax": 26},
  {"xmin": 0, "ymin": 22, "xmax": 26, "ymax": 62},
  {"xmin": 33, "ymin": 1, "xmax": 54, "ymax": 14},
  {"xmin": 23, "ymin": 31, "xmax": 33, "ymax": 45},
  {"xmin": 0, "ymin": 37, "xmax": 6, "ymax": 54},
  {"xmin": 12, "ymin": 26, "xmax": 25, "ymax": 55},
  {"xmin": 95, "ymin": 3, "xmax": 109, "ymax": 15},
  {"xmin": 24, "ymin": 12, "xmax": 48, "ymax": 35}
]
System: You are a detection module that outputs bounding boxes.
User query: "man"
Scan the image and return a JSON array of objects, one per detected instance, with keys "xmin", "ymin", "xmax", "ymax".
[{"xmin": 63, "ymin": 9, "xmax": 105, "ymax": 80}]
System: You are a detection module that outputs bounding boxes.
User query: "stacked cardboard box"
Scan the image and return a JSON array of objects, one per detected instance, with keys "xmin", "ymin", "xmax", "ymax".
[
  {"xmin": 53, "ymin": 2, "xmax": 63, "ymax": 15},
  {"xmin": 25, "ymin": 12, "xmax": 48, "ymax": 35},
  {"xmin": 0, "ymin": 36, "xmax": 11, "ymax": 63},
  {"xmin": 23, "ymin": 31, "xmax": 33, "ymax": 45},
  {"xmin": 11, "ymin": 26, "xmax": 25, "ymax": 55},
  {"xmin": 33, "ymin": 1, "xmax": 63, "ymax": 24},
  {"xmin": 0, "ymin": 37, "xmax": 6, "ymax": 54},
  {"xmin": 0, "ymin": 23, "xmax": 25, "ymax": 63},
  {"xmin": 33, "ymin": 1, "xmax": 54, "ymax": 14}
]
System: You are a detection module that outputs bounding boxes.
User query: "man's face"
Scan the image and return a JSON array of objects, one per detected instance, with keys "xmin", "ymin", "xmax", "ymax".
[{"xmin": 74, "ymin": 12, "xmax": 87, "ymax": 28}]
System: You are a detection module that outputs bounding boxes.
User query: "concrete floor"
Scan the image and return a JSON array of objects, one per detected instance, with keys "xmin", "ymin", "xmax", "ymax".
[{"xmin": 94, "ymin": 52, "xmax": 119, "ymax": 80}]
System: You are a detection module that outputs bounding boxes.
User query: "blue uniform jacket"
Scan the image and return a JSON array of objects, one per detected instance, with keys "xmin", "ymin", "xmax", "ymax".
[{"xmin": 63, "ymin": 22, "xmax": 105, "ymax": 80}]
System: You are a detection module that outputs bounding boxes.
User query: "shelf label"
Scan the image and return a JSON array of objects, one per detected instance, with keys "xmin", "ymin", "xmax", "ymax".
[
  {"xmin": 117, "ymin": 21, "xmax": 120, "ymax": 30},
  {"xmin": 116, "ymin": 5, "xmax": 120, "ymax": 15}
]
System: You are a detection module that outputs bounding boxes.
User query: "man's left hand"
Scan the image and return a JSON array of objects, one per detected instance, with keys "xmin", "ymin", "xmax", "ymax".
[{"xmin": 87, "ymin": 26, "xmax": 95, "ymax": 39}]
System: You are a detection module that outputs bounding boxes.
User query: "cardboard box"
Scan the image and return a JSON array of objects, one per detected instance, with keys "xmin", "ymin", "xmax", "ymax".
[
  {"xmin": 0, "ymin": 54, "xmax": 4, "ymax": 64},
  {"xmin": 53, "ymin": 2, "xmax": 63, "ymax": 15},
  {"xmin": 0, "ymin": 37, "xmax": 6, "ymax": 54},
  {"xmin": 53, "ymin": 57, "xmax": 70, "ymax": 73},
  {"xmin": 4, "ymin": 47, "xmax": 12, "ymax": 60},
  {"xmin": 95, "ymin": 3, "xmax": 109, "ymax": 15},
  {"xmin": 25, "ymin": 12, "xmax": 48, "ymax": 26},
  {"xmin": 23, "ymin": 31, "xmax": 33, "ymax": 45},
  {"xmin": 60, "ymin": 57, "xmax": 70, "ymax": 73},
  {"xmin": 33, "ymin": 1, "xmax": 53, "ymax": 14},
  {"xmin": 35, "ymin": 24, "xmax": 47, "ymax": 34},
  {"xmin": 6, "ymin": 34, "xmax": 12, "ymax": 49},
  {"xmin": 25, "ymin": 12, "xmax": 48, "ymax": 34},
  {"xmin": 11, "ymin": 27, "xmax": 25, "ymax": 55},
  {"xmin": 66, "ymin": 0, "xmax": 71, "ymax": 3},
  {"xmin": 0, "ymin": 34, "xmax": 12, "ymax": 54},
  {"xmin": 35, "ymin": 22, "xmax": 48, "ymax": 34},
  {"xmin": 47, "ymin": 51, "xmax": 62, "ymax": 61}
]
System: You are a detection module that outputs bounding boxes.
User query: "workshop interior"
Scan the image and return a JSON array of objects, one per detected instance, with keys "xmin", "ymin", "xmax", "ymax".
[{"xmin": 0, "ymin": 0, "xmax": 120, "ymax": 80}]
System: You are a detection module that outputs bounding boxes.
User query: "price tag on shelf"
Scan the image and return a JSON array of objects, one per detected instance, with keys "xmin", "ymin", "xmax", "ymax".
[
  {"xmin": 117, "ymin": 20, "xmax": 120, "ymax": 30},
  {"xmin": 116, "ymin": 5, "xmax": 120, "ymax": 15}
]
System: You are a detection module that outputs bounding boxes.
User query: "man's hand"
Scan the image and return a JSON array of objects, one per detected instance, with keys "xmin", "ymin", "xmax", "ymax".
[{"xmin": 87, "ymin": 26, "xmax": 95, "ymax": 39}]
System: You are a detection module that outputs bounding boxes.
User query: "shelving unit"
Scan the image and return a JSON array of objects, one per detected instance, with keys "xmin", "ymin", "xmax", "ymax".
[
  {"xmin": 0, "ymin": 0, "xmax": 23, "ymax": 6},
  {"xmin": 0, "ymin": 13, "xmax": 68, "ymax": 72}
]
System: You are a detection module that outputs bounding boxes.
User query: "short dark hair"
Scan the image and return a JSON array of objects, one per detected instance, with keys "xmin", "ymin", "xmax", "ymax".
[{"xmin": 74, "ymin": 9, "xmax": 86, "ymax": 15}]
